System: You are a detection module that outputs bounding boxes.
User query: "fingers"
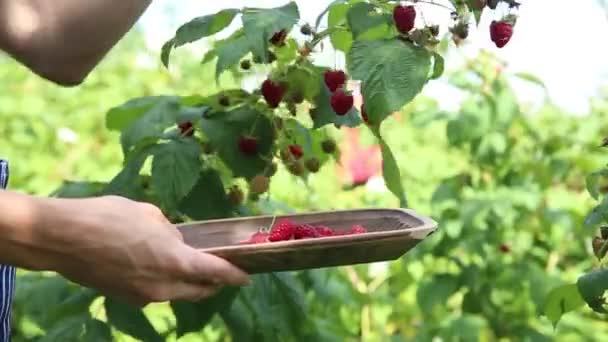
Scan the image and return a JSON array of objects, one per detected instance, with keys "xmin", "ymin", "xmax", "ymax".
[{"xmin": 179, "ymin": 248, "xmax": 250, "ymax": 287}]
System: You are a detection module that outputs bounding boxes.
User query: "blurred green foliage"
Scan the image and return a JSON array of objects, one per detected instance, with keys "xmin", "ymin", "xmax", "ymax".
[{"xmin": 2, "ymin": 22, "xmax": 608, "ymax": 342}]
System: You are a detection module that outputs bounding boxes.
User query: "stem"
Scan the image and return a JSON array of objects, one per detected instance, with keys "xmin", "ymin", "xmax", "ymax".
[{"xmin": 310, "ymin": 25, "xmax": 347, "ymax": 47}]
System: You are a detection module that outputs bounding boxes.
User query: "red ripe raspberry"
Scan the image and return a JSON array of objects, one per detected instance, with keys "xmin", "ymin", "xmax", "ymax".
[
  {"xmin": 490, "ymin": 21, "xmax": 513, "ymax": 48},
  {"xmin": 294, "ymin": 225, "xmax": 319, "ymax": 239},
  {"xmin": 324, "ymin": 69, "xmax": 347, "ymax": 92},
  {"xmin": 238, "ymin": 136, "xmax": 258, "ymax": 155},
  {"xmin": 261, "ymin": 79, "xmax": 286, "ymax": 108},
  {"xmin": 270, "ymin": 29, "xmax": 288, "ymax": 47},
  {"xmin": 330, "ymin": 90, "xmax": 354, "ymax": 116},
  {"xmin": 240, "ymin": 232, "xmax": 270, "ymax": 244},
  {"xmin": 349, "ymin": 225, "xmax": 367, "ymax": 234},
  {"xmin": 289, "ymin": 144, "xmax": 304, "ymax": 160},
  {"xmin": 393, "ymin": 5, "xmax": 416, "ymax": 34},
  {"xmin": 269, "ymin": 218, "xmax": 297, "ymax": 241},
  {"xmin": 178, "ymin": 121, "xmax": 194, "ymax": 136},
  {"xmin": 314, "ymin": 226, "xmax": 335, "ymax": 237}
]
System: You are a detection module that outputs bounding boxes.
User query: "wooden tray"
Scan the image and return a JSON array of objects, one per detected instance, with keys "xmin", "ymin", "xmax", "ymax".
[{"xmin": 177, "ymin": 208, "xmax": 438, "ymax": 274}]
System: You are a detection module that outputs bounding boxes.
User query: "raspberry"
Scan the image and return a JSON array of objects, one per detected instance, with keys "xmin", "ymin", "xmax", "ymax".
[
  {"xmin": 178, "ymin": 121, "xmax": 194, "ymax": 136},
  {"xmin": 219, "ymin": 94, "xmax": 230, "ymax": 106},
  {"xmin": 238, "ymin": 136, "xmax": 258, "ymax": 155},
  {"xmin": 270, "ymin": 29, "xmax": 288, "ymax": 47},
  {"xmin": 324, "ymin": 70, "xmax": 347, "ymax": 92},
  {"xmin": 240, "ymin": 59, "xmax": 251, "ymax": 70},
  {"xmin": 490, "ymin": 21, "xmax": 513, "ymax": 48},
  {"xmin": 330, "ymin": 90, "xmax": 354, "ymax": 116},
  {"xmin": 321, "ymin": 139, "xmax": 336, "ymax": 154},
  {"xmin": 393, "ymin": 5, "xmax": 416, "ymax": 34},
  {"xmin": 305, "ymin": 158, "xmax": 320, "ymax": 173},
  {"xmin": 227, "ymin": 186, "xmax": 244, "ymax": 206},
  {"xmin": 241, "ymin": 232, "xmax": 270, "ymax": 244},
  {"xmin": 261, "ymin": 79, "xmax": 286, "ymax": 108},
  {"xmin": 300, "ymin": 24, "xmax": 313, "ymax": 36},
  {"xmin": 269, "ymin": 219, "xmax": 297, "ymax": 241},
  {"xmin": 294, "ymin": 225, "xmax": 319, "ymax": 239},
  {"xmin": 250, "ymin": 175, "xmax": 270, "ymax": 194},
  {"xmin": 349, "ymin": 225, "xmax": 367, "ymax": 234},
  {"xmin": 289, "ymin": 144, "xmax": 304, "ymax": 160},
  {"xmin": 314, "ymin": 225, "xmax": 335, "ymax": 237},
  {"xmin": 499, "ymin": 243, "xmax": 511, "ymax": 253},
  {"xmin": 287, "ymin": 161, "xmax": 305, "ymax": 176}
]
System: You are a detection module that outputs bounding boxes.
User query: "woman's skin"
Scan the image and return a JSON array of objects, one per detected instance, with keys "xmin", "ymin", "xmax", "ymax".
[{"xmin": 0, "ymin": 0, "xmax": 251, "ymax": 306}]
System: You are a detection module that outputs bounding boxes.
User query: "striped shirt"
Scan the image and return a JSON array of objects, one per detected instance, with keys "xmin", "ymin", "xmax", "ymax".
[{"xmin": 0, "ymin": 160, "xmax": 15, "ymax": 342}]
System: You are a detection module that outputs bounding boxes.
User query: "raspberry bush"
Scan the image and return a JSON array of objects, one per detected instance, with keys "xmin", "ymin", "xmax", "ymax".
[{"xmin": 12, "ymin": 0, "xmax": 608, "ymax": 340}]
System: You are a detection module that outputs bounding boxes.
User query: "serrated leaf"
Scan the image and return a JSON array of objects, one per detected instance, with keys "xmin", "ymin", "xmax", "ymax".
[
  {"xmin": 346, "ymin": 3, "xmax": 391, "ymax": 39},
  {"xmin": 199, "ymin": 106, "xmax": 274, "ymax": 180},
  {"xmin": 220, "ymin": 297, "xmax": 256, "ymax": 341},
  {"xmin": 431, "ymin": 52, "xmax": 445, "ymax": 80},
  {"xmin": 83, "ymin": 320, "xmax": 113, "ymax": 341},
  {"xmin": 173, "ymin": 9, "xmax": 239, "ymax": 47},
  {"xmin": 151, "ymin": 138, "xmax": 202, "ymax": 210},
  {"xmin": 586, "ymin": 170, "xmax": 608, "ymax": 200},
  {"xmin": 577, "ymin": 269, "xmax": 608, "ymax": 313},
  {"xmin": 214, "ymin": 30, "xmax": 254, "ymax": 79},
  {"xmin": 171, "ymin": 287, "xmax": 239, "ymax": 337},
  {"xmin": 179, "ymin": 169, "xmax": 233, "ymax": 220},
  {"xmin": 311, "ymin": 76, "xmax": 362, "ymax": 129},
  {"xmin": 328, "ymin": 4, "xmax": 352, "ymax": 52},
  {"xmin": 46, "ymin": 289, "xmax": 99, "ymax": 326},
  {"xmin": 103, "ymin": 144, "xmax": 156, "ymax": 199},
  {"xmin": 106, "ymin": 96, "xmax": 178, "ymax": 132},
  {"xmin": 284, "ymin": 64, "xmax": 322, "ymax": 102},
  {"xmin": 416, "ymin": 274, "xmax": 459, "ymax": 315},
  {"xmin": 242, "ymin": 2, "xmax": 299, "ymax": 63},
  {"xmin": 120, "ymin": 97, "xmax": 181, "ymax": 154},
  {"xmin": 543, "ymin": 284, "xmax": 585, "ymax": 327},
  {"xmin": 38, "ymin": 316, "xmax": 87, "ymax": 342},
  {"xmin": 348, "ymin": 39, "xmax": 431, "ymax": 125},
  {"xmin": 105, "ymin": 297, "xmax": 163, "ymax": 342},
  {"xmin": 373, "ymin": 129, "xmax": 407, "ymax": 207}
]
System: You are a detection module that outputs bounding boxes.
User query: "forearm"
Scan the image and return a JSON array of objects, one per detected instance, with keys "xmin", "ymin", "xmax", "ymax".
[{"xmin": 0, "ymin": 0, "xmax": 152, "ymax": 86}]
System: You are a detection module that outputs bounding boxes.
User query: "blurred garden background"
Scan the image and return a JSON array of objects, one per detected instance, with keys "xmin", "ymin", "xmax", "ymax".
[{"xmin": 2, "ymin": 0, "xmax": 608, "ymax": 341}]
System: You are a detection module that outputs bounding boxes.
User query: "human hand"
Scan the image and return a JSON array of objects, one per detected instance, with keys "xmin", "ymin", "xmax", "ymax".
[{"xmin": 32, "ymin": 195, "xmax": 250, "ymax": 306}]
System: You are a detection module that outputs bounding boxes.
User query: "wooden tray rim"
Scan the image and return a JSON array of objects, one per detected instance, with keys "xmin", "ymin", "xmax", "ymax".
[{"xmin": 177, "ymin": 208, "xmax": 438, "ymax": 254}]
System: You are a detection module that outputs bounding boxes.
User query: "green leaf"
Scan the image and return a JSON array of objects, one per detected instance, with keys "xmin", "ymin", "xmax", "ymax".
[
  {"xmin": 220, "ymin": 297, "xmax": 256, "ymax": 341},
  {"xmin": 50, "ymin": 181, "xmax": 106, "ymax": 198},
  {"xmin": 151, "ymin": 138, "xmax": 202, "ymax": 209},
  {"xmin": 104, "ymin": 144, "xmax": 156, "ymax": 199},
  {"xmin": 348, "ymin": 39, "xmax": 431, "ymax": 125},
  {"xmin": 242, "ymin": 2, "xmax": 300, "ymax": 62},
  {"xmin": 171, "ymin": 287, "xmax": 239, "ymax": 337},
  {"xmin": 586, "ymin": 169, "xmax": 608, "ymax": 200},
  {"xmin": 315, "ymin": 0, "xmax": 347, "ymax": 30},
  {"xmin": 83, "ymin": 320, "xmax": 113, "ymax": 341},
  {"xmin": 160, "ymin": 38, "xmax": 175, "ymax": 68},
  {"xmin": 311, "ymin": 75, "xmax": 362, "ymax": 129},
  {"xmin": 284, "ymin": 63, "xmax": 323, "ymax": 103},
  {"xmin": 543, "ymin": 284, "xmax": 586, "ymax": 327},
  {"xmin": 373, "ymin": 130, "xmax": 407, "ymax": 207},
  {"xmin": 416, "ymin": 274, "xmax": 460, "ymax": 315},
  {"xmin": 199, "ymin": 106, "xmax": 274, "ymax": 180},
  {"xmin": 106, "ymin": 96, "xmax": 178, "ymax": 132},
  {"xmin": 328, "ymin": 4, "xmax": 352, "ymax": 52},
  {"xmin": 179, "ymin": 169, "xmax": 233, "ymax": 220},
  {"xmin": 173, "ymin": 9, "xmax": 239, "ymax": 47},
  {"xmin": 513, "ymin": 72, "xmax": 548, "ymax": 90},
  {"xmin": 346, "ymin": 3, "xmax": 391, "ymax": 39},
  {"xmin": 46, "ymin": 289, "xmax": 99, "ymax": 326},
  {"xmin": 38, "ymin": 316, "xmax": 87, "ymax": 342},
  {"xmin": 104, "ymin": 297, "xmax": 163, "ymax": 342},
  {"xmin": 213, "ymin": 29, "xmax": 254, "ymax": 79},
  {"xmin": 577, "ymin": 269, "xmax": 608, "ymax": 313},
  {"xmin": 584, "ymin": 196, "xmax": 608, "ymax": 228},
  {"xmin": 120, "ymin": 97, "xmax": 181, "ymax": 154},
  {"xmin": 430, "ymin": 52, "xmax": 445, "ymax": 80}
]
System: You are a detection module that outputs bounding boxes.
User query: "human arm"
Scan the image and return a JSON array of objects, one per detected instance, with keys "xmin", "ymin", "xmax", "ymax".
[
  {"xmin": 0, "ymin": 191, "xmax": 250, "ymax": 306},
  {"xmin": 0, "ymin": 0, "xmax": 152, "ymax": 86}
]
